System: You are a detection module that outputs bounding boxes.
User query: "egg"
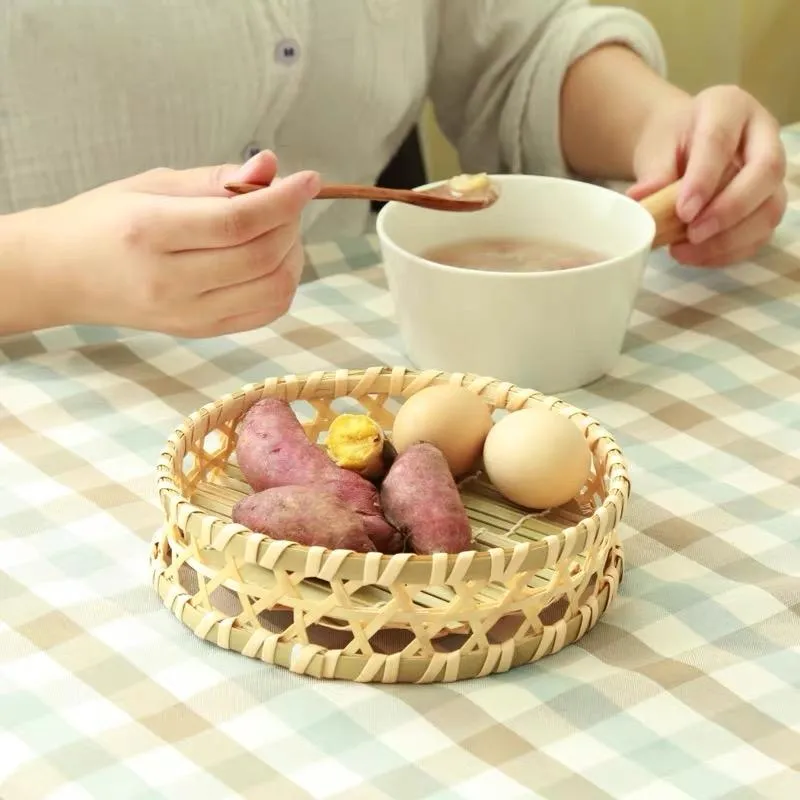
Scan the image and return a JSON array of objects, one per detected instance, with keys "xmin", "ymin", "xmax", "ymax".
[
  {"xmin": 391, "ymin": 385, "xmax": 493, "ymax": 476},
  {"xmin": 482, "ymin": 406, "xmax": 591, "ymax": 509}
]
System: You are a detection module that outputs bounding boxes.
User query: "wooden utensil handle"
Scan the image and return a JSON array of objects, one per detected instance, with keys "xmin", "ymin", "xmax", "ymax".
[
  {"xmin": 225, "ymin": 181, "xmax": 413, "ymax": 202},
  {"xmin": 225, "ymin": 181, "xmax": 270, "ymax": 194},
  {"xmin": 638, "ymin": 179, "xmax": 686, "ymax": 248},
  {"xmin": 225, "ymin": 181, "xmax": 421, "ymax": 203}
]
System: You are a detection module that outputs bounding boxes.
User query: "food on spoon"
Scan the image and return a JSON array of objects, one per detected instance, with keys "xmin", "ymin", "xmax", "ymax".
[
  {"xmin": 235, "ymin": 398, "xmax": 402, "ymax": 553},
  {"xmin": 447, "ymin": 172, "xmax": 492, "ymax": 196},
  {"xmin": 232, "ymin": 486, "xmax": 376, "ymax": 552},
  {"xmin": 391, "ymin": 385, "xmax": 493, "ymax": 477},
  {"xmin": 325, "ymin": 413, "xmax": 387, "ymax": 480},
  {"xmin": 380, "ymin": 442, "xmax": 473, "ymax": 554},
  {"xmin": 482, "ymin": 406, "xmax": 591, "ymax": 509}
]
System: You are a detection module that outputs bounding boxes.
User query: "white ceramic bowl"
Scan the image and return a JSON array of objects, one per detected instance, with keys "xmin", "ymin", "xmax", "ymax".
[{"xmin": 376, "ymin": 174, "xmax": 656, "ymax": 395}]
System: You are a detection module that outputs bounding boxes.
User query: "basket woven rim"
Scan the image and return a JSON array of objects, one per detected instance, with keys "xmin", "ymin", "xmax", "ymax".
[{"xmin": 155, "ymin": 366, "xmax": 630, "ymax": 579}]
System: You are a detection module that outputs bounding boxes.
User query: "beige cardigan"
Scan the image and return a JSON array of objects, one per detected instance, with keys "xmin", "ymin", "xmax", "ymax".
[{"xmin": 0, "ymin": 0, "xmax": 664, "ymax": 242}]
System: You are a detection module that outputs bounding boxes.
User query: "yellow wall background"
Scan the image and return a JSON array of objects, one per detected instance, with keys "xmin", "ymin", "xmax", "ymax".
[{"xmin": 420, "ymin": 0, "xmax": 800, "ymax": 179}]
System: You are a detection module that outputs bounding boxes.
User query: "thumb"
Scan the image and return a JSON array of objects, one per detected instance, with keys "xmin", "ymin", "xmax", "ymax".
[
  {"xmin": 626, "ymin": 152, "xmax": 681, "ymax": 202},
  {"xmin": 122, "ymin": 151, "xmax": 279, "ymax": 197}
]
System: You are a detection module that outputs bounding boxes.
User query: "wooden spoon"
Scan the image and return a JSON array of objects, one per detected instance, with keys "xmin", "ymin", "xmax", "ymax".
[
  {"xmin": 226, "ymin": 173, "xmax": 688, "ymax": 247},
  {"xmin": 637, "ymin": 179, "xmax": 687, "ymax": 248},
  {"xmin": 224, "ymin": 173, "xmax": 500, "ymax": 213}
]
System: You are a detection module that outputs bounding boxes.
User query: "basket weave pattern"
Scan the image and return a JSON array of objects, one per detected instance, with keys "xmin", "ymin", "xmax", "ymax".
[{"xmin": 151, "ymin": 367, "xmax": 629, "ymax": 683}]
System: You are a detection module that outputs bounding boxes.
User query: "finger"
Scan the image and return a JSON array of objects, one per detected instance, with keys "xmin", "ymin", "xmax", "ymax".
[
  {"xmin": 627, "ymin": 175, "xmax": 675, "ymax": 202},
  {"xmin": 627, "ymin": 147, "xmax": 683, "ymax": 201},
  {"xmin": 686, "ymin": 113, "xmax": 785, "ymax": 244},
  {"xmin": 191, "ymin": 309, "xmax": 280, "ymax": 338},
  {"xmin": 671, "ymin": 243, "xmax": 763, "ymax": 270},
  {"xmin": 201, "ymin": 245, "xmax": 303, "ymax": 324},
  {"xmin": 668, "ymin": 188, "xmax": 785, "ymax": 266},
  {"xmin": 154, "ymin": 169, "xmax": 319, "ymax": 251},
  {"xmin": 170, "ymin": 221, "xmax": 300, "ymax": 292},
  {"xmin": 678, "ymin": 93, "xmax": 749, "ymax": 224},
  {"xmin": 632, "ymin": 160, "xmax": 742, "ymax": 207},
  {"xmin": 285, "ymin": 239, "xmax": 306, "ymax": 286},
  {"xmin": 172, "ymin": 308, "xmax": 284, "ymax": 339},
  {"xmin": 123, "ymin": 150, "xmax": 279, "ymax": 197}
]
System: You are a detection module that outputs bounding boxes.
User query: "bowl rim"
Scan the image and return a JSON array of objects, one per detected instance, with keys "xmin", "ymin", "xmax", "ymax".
[
  {"xmin": 375, "ymin": 173, "xmax": 657, "ymax": 279},
  {"xmin": 155, "ymin": 366, "xmax": 631, "ymax": 585}
]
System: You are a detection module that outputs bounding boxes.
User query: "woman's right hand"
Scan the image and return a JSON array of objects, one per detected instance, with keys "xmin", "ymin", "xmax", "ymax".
[{"xmin": 20, "ymin": 151, "xmax": 320, "ymax": 337}]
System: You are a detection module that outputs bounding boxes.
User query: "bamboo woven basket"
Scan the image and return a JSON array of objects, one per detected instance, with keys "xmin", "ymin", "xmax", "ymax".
[{"xmin": 151, "ymin": 366, "xmax": 629, "ymax": 684}]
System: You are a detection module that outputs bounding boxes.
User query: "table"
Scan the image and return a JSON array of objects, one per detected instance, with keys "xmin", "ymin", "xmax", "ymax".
[{"xmin": 2, "ymin": 136, "xmax": 800, "ymax": 800}]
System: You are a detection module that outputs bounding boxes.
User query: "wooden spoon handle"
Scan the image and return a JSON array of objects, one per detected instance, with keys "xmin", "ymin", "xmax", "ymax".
[
  {"xmin": 224, "ymin": 180, "xmax": 402, "ymax": 202},
  {"xmin": 638, "ymin": 179, "xmax": 687, "ymax": 248},
  {"xmin": 224, "ymin": 181, "xmax": 272, "ymax": 194},
  {"xmin": 316, "ymin": 184, "xmax": 419, "ymax": 203}
]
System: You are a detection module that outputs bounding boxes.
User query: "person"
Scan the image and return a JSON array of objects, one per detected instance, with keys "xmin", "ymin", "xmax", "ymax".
[{"xmin": 0, "ymin": 1, "xmax": 786, "ymax": 339}]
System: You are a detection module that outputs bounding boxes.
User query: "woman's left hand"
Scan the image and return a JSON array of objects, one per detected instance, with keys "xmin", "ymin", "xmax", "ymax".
[{"xmin": 628, "ymin": 85, "xmax": 787, "ymax": 267}]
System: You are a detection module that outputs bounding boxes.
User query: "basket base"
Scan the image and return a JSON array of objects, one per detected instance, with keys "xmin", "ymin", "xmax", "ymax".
[{"xmin": 149, "ymin": 526, "xmax": 624, "ymax": 685}]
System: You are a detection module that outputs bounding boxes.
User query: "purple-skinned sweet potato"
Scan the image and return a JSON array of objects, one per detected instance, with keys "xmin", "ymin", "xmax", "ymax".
[
  {"xmin": 380, "ymin": 442, "xmax": 474, "ymax": 554},
  {"xmin": 235, "ymin": 398, "xmax": 402, "ymax": 553},
  {"xmin": 232, "ymin": 486, "xmax": 376, "ymax": 552}
]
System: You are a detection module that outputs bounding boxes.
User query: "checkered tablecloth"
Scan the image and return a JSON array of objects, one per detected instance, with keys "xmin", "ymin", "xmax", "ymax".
[{"xmin": 2, "ymin": 133, "xmax": 800, "ymax": 800}]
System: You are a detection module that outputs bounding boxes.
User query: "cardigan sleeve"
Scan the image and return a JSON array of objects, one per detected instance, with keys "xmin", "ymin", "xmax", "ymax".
[{"xmin": 429, "ymin": 0, "xmax": 667, "ymax": 178}]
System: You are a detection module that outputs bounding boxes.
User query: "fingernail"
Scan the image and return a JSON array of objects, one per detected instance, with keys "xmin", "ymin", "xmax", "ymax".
[
  {"xmin": 237, "ymin": 152, "xmax": 263, "ymax": 174},
  {"xmin": 689, "ymin": 217, "xmax": 719, "ymax": 244},
  {"xmin": 678, "ymin": 193, "xmax": 703, "ymax": 223},
  {"xmin": 303, "ymin": 171, "xmax": 321, "ymax": 197}
]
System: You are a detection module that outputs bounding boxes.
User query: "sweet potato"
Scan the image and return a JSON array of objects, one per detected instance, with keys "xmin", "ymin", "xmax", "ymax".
[
  {"xmin": 232, "ymin": 486, "xmax": 376, "ymax": 552},
  {"xmin": 380, "ymin": 442, "xmax": 473, "ymax": 554},
  {"xmin": 235, "ymin": 398, "xmax": 402, "ymax": 553},
  {"xmin": 326, "ymin": 413, "xmax": 388, "ymax": 480}
]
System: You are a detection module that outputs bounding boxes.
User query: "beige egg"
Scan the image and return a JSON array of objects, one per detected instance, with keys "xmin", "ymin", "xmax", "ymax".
[
  {"xmin": 391, "ymin": 385, "xmax": 493, "ymax": 476},
  {"xmin": 483, "ymin": 406, "xmax": 591, "ymax": 509}
]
